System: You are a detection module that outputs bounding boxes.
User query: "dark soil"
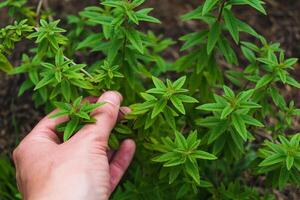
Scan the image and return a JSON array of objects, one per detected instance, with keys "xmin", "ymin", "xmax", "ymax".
[{"xmin": 0, "ymin": 0, "xmax": 300, "ymax": 199}]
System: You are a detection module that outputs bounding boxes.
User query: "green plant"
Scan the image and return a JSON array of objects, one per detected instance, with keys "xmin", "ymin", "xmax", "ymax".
[
  {"xmin": 258, "ymin": 133, "xmax": 300, "ymax": 189},
  {"xmin": 150, "ymin": 130, "xmax": 217, "ymax": 185},
  {"xmin": 1, "ymin": 0, "xmax": 300, "ymax": 199},
  {"xmin": 0, "ymin": 155, "xmax": 21, "ymax": 200},
  {"xmin": 197, "ymin": 87, "xmax": 263, "ymax": 159},
  {"xmin": 50, "ymin": 96, "xmax": 105, "ymax": 141}
]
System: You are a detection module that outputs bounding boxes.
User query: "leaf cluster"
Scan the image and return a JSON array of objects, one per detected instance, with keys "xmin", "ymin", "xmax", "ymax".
[
  {"xmin": 1, "ymin": 0, "xmax": 300, "ymax": 199},
  {"xmin": 50, "ymin": 96, "xmax": 104, "ymax": 141}
]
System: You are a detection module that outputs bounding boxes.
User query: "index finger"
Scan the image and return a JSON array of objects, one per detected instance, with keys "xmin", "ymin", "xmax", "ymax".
[{"xmin": 29, "ymin": 110, "xmax": 68, "ymax": 143}]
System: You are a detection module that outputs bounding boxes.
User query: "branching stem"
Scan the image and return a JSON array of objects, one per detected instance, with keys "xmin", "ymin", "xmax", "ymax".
[{"xmin": 217, "ymin": 0, "xmax": 227, "ymax": 22}]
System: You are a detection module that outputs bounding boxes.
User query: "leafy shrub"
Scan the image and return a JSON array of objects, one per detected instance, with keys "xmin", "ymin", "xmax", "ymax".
[
  {"xmin": 0, "ymin": 155, "xmax": 21, "ymax": 200},
  {"xmin": 1, "ymin": 0, "xmax": 299, "ymax": 199}
]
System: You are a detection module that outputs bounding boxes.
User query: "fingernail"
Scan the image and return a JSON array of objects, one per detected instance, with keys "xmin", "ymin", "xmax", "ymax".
[
  {"xmin": 100, "ymin": 91, "xmax": 122, "ymax": 105},
  {"xmin": 120, "ymin": 107, "xmax": 131, "ymax": 114}
]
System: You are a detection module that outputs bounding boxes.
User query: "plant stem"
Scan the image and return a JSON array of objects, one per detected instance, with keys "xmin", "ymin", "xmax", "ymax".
[
  {"xmin": 64, "ymin": 56, "xmax": 94, "ymax": 79},
  {"xmin": 33, "ymin": 27, "xmax": 94, "ymax": 79},
  {"xmin": 121, "ymin": 36, "xmax": 127, "ymax": 67},
  {"xmin": 36, "ymin": 0, "xmax": 44, "ymax": 19},
  {"xmin": 217, "ymin": 0, "xmax": 227, "ymax": 22}
]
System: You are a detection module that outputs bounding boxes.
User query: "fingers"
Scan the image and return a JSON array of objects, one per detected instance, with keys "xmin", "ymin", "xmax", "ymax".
[
  {"xmin": 77, "ymin": 91, "xmax": 123, "ymax": 142},
  {"xmin": 118, "ymin": 107, "xmax": 131, "ymax": 121},
  {"xmin": 35, "ymin": 110, "xmax": 69, "ymax": 132},
  {"xmin": 109, "ymin": 139, "xmax": 136, "ymax": 194}
]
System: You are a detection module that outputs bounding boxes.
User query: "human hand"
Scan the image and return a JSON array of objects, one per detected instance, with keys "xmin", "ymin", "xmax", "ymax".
[{"xmin": 13, "ymin": 91, "xmax": 136, "ymax": 200}]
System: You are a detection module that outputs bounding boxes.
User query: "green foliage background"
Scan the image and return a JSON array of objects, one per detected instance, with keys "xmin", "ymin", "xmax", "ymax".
[{"xmin": 0, "ymin": 0, "xmax": 300, "ymax": 199}]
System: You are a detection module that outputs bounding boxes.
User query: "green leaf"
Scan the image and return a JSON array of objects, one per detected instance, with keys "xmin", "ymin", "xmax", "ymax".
[
  {"xmin": 237, "ymin": 19, "xmax": 260, "ymax": 38},
  {"xmin": 132, "ymin": 0, "xmax": 145, "ymax": 7},
  {"xmin": 77, "ymin": 111, "xmax": 91, "ymax": 120},
  {"xmin": 151, "ymin": 98, "xmax": 167, "ymax": 118},
  {"xmin": 230, "ymin": 0, "xmax": 266, "ymax": 15},
  {"xmin": 202, "ymin": 0, "xmax": 219, "ymax": 15},
  {"xmin": 140, "ymin": 92, "xmax": 157, "ymax": 101},
  {"xmin": 290, "ymin": 134, "xmax": 300, "ymax": 148},
  {"xmin": 18, "ymin": 79, "xmax": 34, "ymax": 96},
  {"xmin": 196, "ymin": 116, "xmax": 221, "ymax": 127},
  {"xmin": 50, "ymin": 110, "xmax": 70, "ymax": 118},
  {"xmin": 63, "ymin": 117, "xmax": 79, "ymax": 141},
  {"xmin": 259, "ymin": 154, "xmax": 285, "ymax": 167},
  {"xmin": 176, "ymin": 94, "xmax": 198, "ymax": 103},
  {"xmin": 277, "ymin": 70, "xmax": 287, "ymax": 83},
  {"xmin": 0, "ymin": 53, "xmax": 13, "ymax": 73},
  {"xmin": 240, "ymin": 114, "xmax": 264, "ymax": 127},
  {"xmin": 255, "ymin": 74, "xmax": 273, "ymax": 89},
  {"xmin": 223, "ymin": 9, "xmax": 239, "ymax": 44},
  {"xmin": 286, "ymin": 76, "xmax": 300, "ymax": 89},
  {"xmin": 237, "ymin": 89, "xmax": 254, "ymax": 102},
  {"xmin": 279, "ymin": 166, "xmax": 289, "ymax": 189},
  {"xmin": 163, "ymin": 106, "xmax": 176, "ymax": 130},
  {"xmin": 109, "ymin": 134, "xmax": 120, "ymax": 150},
  {"xmin": 170, "ymin": 95, "xmax": 185, "ymax": 114},
  {"xmin": 125, "ymin": 28, "xmax": 144, "ymax": 54},
  {"xmin": 223, "ymin": 85, "xmax": 235, "ymax": 98},
  {"xmin": 241, "ymin": 46, "xmax": 256, "ymax": 62},
  {"xmin": 101, "ymin": 1, "xmax": 124, "ymax": 8},
  {"xmin": 76, "ymin": 33, "xmax": 103, "ymax": 50},
  {"xmin": 127, "ymin": 10, "xmax": 139, "ymax": 24},
  {"xmin": 231, "ymin": 113, "xmax": 248, "ymax": 141},
  {"xmin": 73, "ymin": 96, "xmax": 83, "ymax": 107},
  {"xmin": 135, "ymin": 8, "xmax": 161, "ymax": 24},
  {"xmin": 54, "ymin": 102, "xmax": 72, "ymax": 111},
  {"xmin": 61, "ymin": 80, "xmax": 71, "ymax": 102},
  {"xmin": 246, "ymin": 0, "xmax": 266, "ymax": 15},
  {"xmin": 192, "ymin": 150, "xmax": 217, "ymax": 160},
  {"xmin": 286, "ymin": 156, "xmax": 294, "ymax": 171},
  {"xmin": 207, "ymin": 22, "xmax": 221, "ymax": 55},
  {"xmin": 172, "ymin": 76, "xmax": 186, "ymax": 89},
  {"xmin": 197, "ymin": 103, "xmax": 224, "ymax": 112},
  {"xmin": 218, "ymin": 37, "xmax": 238, "ymax": 64},
  {"xmin": 34, "ymin": 74, "xmax": 53, "ymax": 90},
  {"xmin": 284, "ymin": 58, "xmax": 298, "ymax": 67},
  {"xmin": 184, "ymin": 159, "xmax": 200, "ymax": 185},
  {"xmin": 146, "ymin": 88, "xmax": 165, "ymax": 94},
  {"xmin": 269, "ymin": 87, "xmax": 286, "ymax": 108},
  {"xmin": 176, "ymin": 184, "xmax": 190, "ymax": 199},
  {"xmin": 81, "ymin": 102, "xmax": 105, "ymax": 113},
  {"xmin": 175, "ymin": 131, "xmax": 188, "ymax": 149},
  {"xmin": 169, "ymin": 167, "xmax": 181, "ymax": 184},
  {"xmin": 114, "ymin": 124, "xmax": 132, "ymax": 135},
  {"xmin": 199, "ymin": 180, "xmax": 213, "ymax": 188},
  {"xmin": 164, "ymin": 157, "xmax": 186, "ymax": 167},
  {"xmin": 181, "ymin": 6, "xmax": 203, "ymax": 21},
  {"xmin": 180, "ymin": 31, "xmax": 208, "ymax": 51},
  {"xmin": 208, "ymin": 121, "xmax": 228, "ymax": 144},
  {"xmin": 221, "ymin": 105, "xmax": 234, "ymax": 119},
  {"xmin": 152, "ymin": 76, "xmax": 166, "ymax": 89}
]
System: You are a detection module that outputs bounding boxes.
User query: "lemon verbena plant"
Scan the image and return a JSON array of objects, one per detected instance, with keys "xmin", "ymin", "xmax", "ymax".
[{"xmin": 0, "ymin": 0, "xmax": 300, "ymax": 199}]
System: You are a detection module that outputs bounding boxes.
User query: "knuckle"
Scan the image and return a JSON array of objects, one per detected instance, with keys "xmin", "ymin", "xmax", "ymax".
[
  {"xmin": 113, "ymin": 159, "xmax": 124, "ymax": 172},
  {"xmin": 85, "ymin": 132, "xmax": 108, "ymax": 148},
  {"xmin": 12, "ymin": 140, "xmax": 27, "ymax": 163},
  {"xmin": 103, "ymin": 103, "xmax": 117, "ymax": 119},
  {"xmin": 12, "ymin": 147, "xmax": 20, "ymax": 163}
]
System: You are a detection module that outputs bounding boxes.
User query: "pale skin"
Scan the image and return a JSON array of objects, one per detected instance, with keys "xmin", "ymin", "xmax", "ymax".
[{"xmin": 13, "ymin": 91, "xmax": 136, "ymax": 200}]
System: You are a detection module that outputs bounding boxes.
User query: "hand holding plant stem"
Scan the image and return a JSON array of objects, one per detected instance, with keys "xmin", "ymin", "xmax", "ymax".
[{"xmin": 13, "ymin": 91, "xmax": 136, "ymax": 200}]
